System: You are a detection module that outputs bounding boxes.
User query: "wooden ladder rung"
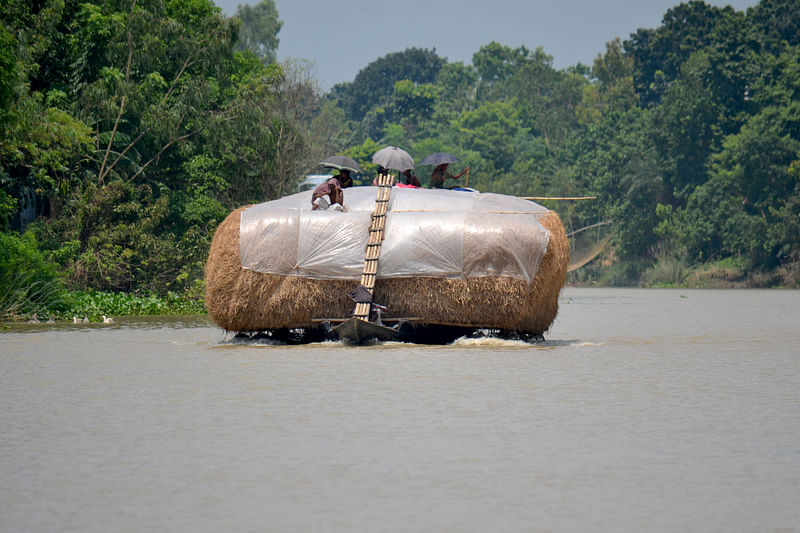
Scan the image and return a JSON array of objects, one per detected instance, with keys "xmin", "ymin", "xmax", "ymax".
[
  {"xmin": 351, "ymin": 172, "xmax": 396, "ymax": 319},
  {"xmin": 353, "ymin": 302, "xmax": 371, "ymax": 319},
  {"xmin": 363, "ymin": 260, "xmax": 378, "ymax": 275}
]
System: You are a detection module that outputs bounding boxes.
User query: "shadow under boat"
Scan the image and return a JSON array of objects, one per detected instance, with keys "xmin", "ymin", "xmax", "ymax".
[{"xmin": 233, "ymin": 316, "xmax": 544, "ymax": 346}]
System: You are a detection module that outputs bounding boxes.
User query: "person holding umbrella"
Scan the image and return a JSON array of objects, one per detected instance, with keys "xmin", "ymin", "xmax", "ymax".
[
  {"xmin": 313, "ymin": 155, "xmax": 363, "ymax": 210},
  {"xmin": 371, "ymin": 147, "xmax": 415, "ymax": 173},
  {"xmin": 429, "ymin": 163, "xmax": 469, "ymax": 189},
  {"xmin": 371, "ymin": 166, "xmax": 387, "ymax": 186},
  {"xmin": 337, "ymin": 168, "xmax": 353, "ymax": 188},
  {"xmin": 319, "ymin": 155, "xmax": 360, "ymax": 189},
  {"xmin": 370, "ymin": 147, "xmax": 416, "ymax": 186},
  {"xmin": 421, "ymin": 152, "xmax": 469, "ymax": 189}
]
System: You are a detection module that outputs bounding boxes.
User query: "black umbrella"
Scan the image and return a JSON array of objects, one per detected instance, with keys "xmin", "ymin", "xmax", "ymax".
[
  {"xmin": 320, "ymin": 155, "xmax": 363, "ymax": 173},
  {"xmin": 371, "ymin": 146, "xmax": 415, "ymax": 171},
  {"xmin": 419, "ymin": 152, "xmax": 460, "ymax": 166}
]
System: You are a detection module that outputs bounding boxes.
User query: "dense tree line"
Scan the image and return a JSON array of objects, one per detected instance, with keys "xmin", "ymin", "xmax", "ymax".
[
  {"xmin": 327, "ymin": 0, "xmax": 800, "ymax": 285},
  {"xmin": 0, "ymin": 0, "xmax": 334, "ymax": 316},
  {"xmin": 1, "ymin": 0, "xmax": 798, "ymax": 317}
]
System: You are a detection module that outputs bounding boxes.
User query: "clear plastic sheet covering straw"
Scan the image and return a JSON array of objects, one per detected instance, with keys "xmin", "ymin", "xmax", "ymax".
[{"xmin": 239, "ymin": 187, "xmax": 551, "ymax": 282}]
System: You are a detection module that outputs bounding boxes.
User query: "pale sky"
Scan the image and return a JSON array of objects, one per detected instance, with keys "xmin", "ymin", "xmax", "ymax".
[{"xmin": 215, "ymin": 0, "xmax": 759, "ymax": 90}]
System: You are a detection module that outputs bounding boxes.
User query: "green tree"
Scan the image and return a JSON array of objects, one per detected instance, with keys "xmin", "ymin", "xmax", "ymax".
[
  {"xmin": 473, "ymin": 41, "xmax": 531, "ymax": 87},
  {"xmin": 233, "ymin": 0, "xmax": 282, "ymax": 64},
  {"xmin": 593, "ymin": 38, "xmax": 633, "ymax": 85},
  {"xmin": 0, "ymin": 91, "xmax": 93, "ymax": 224},
  {"xmin": 387, "ymin": 80, "xmax": 441, "ymax": 139},
  {"xmin": 457, "ymin": 100, "xmax": 524, "ymax": 175},
  {"xmin": 2, "ymin": 0, "xmax": 308, "ymax": 295},
  {"xmin": 651, "ymin": 51, "xmax": 723, "ymax": 201},
  {"xmin": 651, "ymin": 5, "xmax": 763, "ymax": 204},
  {"xmin": 679, "ymin": 47, "xmax": 800, "ymax": 268},
  {"xmin": 571, "ymin": 107, "xmax": 664, "ymax": 262},
  {"xmin": 435, "ymin": 61, "xmax": 477, "ymax": 114},
  {"xmin": 332, "ymin": 47, "xmax": 445, "ymax": 122},
  {"xmin": 0, "ymin": 231, "xmax": 65, "ymax": 318},
  {"xmin": 343, "ymin": 137, "xmax": 382, "ymax": 183},
  {"xmin": 509, "ymin": 47, "xmax": 586, "ymax": 144},
  {"xmin": 307, "ymin": 99, "xmax": 352, "ymax": 174},
  {"xmin": 203, "ymin": 61, "xmax": 303, "ymax": 204},
  {"xmin": 0, "ymin": 25, "xmax": 16, "ymax": 128},
  {"xmin": 749, "ymin": 0, "xmax": 800, "ymax": 54},
  {"xmin": 578, "ymin": 38, "xmax": 637, "ymax": 124},
  {"xmin": 624, "ymin": 1, "xmax": 734, "ymax": 106}
]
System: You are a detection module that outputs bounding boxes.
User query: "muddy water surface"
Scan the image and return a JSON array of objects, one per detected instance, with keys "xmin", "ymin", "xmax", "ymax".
[{"xmin": 1, "ymin": 288, "xmax": 798, "ymax": 532}]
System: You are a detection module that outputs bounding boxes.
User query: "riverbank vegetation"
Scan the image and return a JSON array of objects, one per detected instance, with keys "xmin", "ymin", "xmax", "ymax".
[{"xmin": 1, "ymin": 0, "xmax": 798, "ymax": 319}]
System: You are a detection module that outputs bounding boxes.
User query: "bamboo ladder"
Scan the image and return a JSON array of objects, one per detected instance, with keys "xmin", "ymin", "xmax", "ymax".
[{"xmin": 352, "ymin": 172, "xmax": 394, "ymax": 320}]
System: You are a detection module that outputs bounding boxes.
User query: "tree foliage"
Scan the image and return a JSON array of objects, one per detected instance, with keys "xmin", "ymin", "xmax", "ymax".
[
  {"xmin": 332, "ymin": 47, "xmax": 446, "ymax": 122},
  {"xmin": 624, "ymin": 1, "xmax": 735, "ymax": 107},
  {"xmin": 3, "ymin": 0, "xmax": 799, "ymax": 300},
  {"xmin": 1, "ymin": 0, "xmax": 317, "ymax": 297},
  {"xmin": 322, "ymin": 1, "xmax": 799, "ymax": 284},
  {"xmin": 233, "ymin": 0, "xmax": 282, "ymax": 64}
]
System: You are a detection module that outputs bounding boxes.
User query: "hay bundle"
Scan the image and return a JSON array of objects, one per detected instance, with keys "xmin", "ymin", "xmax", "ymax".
[{"xmin": 205, "ymin": 191, "xmax": 568, "ymax": 334}]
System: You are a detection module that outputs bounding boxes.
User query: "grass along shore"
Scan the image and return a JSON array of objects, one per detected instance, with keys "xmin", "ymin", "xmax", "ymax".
[
  {"xmin": 6, "ymin": 258, "xmax": 798, "ymax": 324},
  {"xmin": 2, "ymin": 289, "xmax": 206, "ymax": 324}
]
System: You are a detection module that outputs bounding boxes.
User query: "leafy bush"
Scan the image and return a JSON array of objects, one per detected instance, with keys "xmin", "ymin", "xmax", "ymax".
[
  {"xmin": 0, "ymin": 231, "xmax": 66, "ymax": 319},
  {"xmin": 0, "ymin": 187, "xmax": 16, "ymax": 229},
  {"xmin": 62, "ymin": 290, "xmax": 206, "ymax": 321},
  {"xmin": 641, "ymin": 243, "xmax": 689, "ymax": 287}
]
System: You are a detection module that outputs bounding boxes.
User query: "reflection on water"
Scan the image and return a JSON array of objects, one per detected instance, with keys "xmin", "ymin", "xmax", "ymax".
[
  {"xmin": 219, "ymin": 333, "xmax": 562, "ymax": 349},
  {"xmin": 1, "ymin": 313, "xmax": 213, "ymax": 333},
  {"xmin": 1, "ymin": 289, "xmax": 798, "ymax": 532}
]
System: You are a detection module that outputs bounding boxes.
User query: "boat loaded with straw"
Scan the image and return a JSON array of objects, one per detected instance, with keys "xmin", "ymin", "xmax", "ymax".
[{"xmin": 204, "ymin": 165, "xmax": 570, "ymax": 344}]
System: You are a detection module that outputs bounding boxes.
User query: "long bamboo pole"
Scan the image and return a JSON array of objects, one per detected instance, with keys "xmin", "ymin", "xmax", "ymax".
[
  {"xmin": 566, "ymin": 220, "xmax": 610, "ymax": 238},
  {"xmin": 520, "ymin": 196, "xmax": 597, "ymax": 201}
]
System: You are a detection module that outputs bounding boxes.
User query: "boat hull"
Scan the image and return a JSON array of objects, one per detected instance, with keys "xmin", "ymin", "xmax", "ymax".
[{"xmin": 330, "ymin": 318, "xmax": 400, "ymax": 344}]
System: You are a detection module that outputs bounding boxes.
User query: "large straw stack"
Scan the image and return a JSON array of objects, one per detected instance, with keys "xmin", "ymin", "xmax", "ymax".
[{"xmin": 205, "ymin": 206, "xmax": 569, "ymax": 335}]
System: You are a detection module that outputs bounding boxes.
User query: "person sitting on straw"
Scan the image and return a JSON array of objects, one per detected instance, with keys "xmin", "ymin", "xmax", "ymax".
[
  {"xmin": 429, "ymin": 163, "xmax": 469, "ymax": 189},
  {"xmin": 311, "ymin": 171, "xmax": 348, "ymax": 210},
  {"xmin": 400, "ymin": 168, "xmax": 421, "ymax": 187}
]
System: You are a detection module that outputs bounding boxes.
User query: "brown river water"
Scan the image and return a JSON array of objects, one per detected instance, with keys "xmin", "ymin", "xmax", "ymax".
[{"xmin": 1, "ymin": 288, "xmax": 798, "ymax": 532}]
